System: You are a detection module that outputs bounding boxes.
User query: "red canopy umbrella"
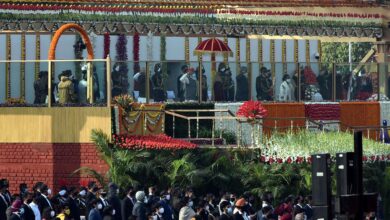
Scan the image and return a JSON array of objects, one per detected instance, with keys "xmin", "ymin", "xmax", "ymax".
[{"xmin": 194, "ymin": 38, "xmax": 232, "ymax": 101}]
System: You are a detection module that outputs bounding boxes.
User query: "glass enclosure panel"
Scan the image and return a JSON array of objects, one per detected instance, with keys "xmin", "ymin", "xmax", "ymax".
[
  {"xmin": 335, "ymin": 63, "xmax": 357, "ymax": 101},
  {"xmin": 300, "ymin": 62, "xmax": 326, "ymax": 102},
  {"xmin": 25, "ymin": 61, "xmax": 49, "ymax": 105},
  {"xmin": 379, "ymin": 63, "xmax": 390, "ymax": 101},
  {"xmin": 252, "ymin": 62, "xmax": 274, "ymax": 102}
]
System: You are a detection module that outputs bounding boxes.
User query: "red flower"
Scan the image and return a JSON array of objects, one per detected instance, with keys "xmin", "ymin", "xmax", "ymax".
[
  {"xmin": 114, "ymin": 134, "xmax": 197, "ymax": 150},
  {"xmin": 286, "ymin": 157, "xmax": 292, "ymax": 164},
  {"xmin": 237, "ymin": 101, "xmax": 268, "ymax": 120}
]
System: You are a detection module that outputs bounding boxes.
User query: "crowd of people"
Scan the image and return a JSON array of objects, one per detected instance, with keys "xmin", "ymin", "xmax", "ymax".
[{"xmin": 0, "ymin": 179, "xmax": 314, "ymax": 220}]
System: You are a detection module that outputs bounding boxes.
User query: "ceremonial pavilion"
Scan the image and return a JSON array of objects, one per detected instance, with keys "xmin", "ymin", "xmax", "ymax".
[{"xmin": 0, "ymin": 0, "xmax": 389, "ymax": 194}]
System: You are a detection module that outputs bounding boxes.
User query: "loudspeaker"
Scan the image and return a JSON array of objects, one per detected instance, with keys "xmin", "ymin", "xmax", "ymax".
[
  {"xmin": 312, "ymin": 205, "xmax": 331, "ymax": 220},
  {"xmin": 335, "ymin": 193, "xmax": 377, "ymax": 214},
  {"xmin": 336, "ymin": 152, "xmax": 355, "ymax": 195},
  {"xmin": 312, "ymin": 153, "xmax": 331, "ymax": 206}
]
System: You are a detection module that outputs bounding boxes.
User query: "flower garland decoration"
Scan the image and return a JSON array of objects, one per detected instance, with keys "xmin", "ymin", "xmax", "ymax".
[
  {"xmin": 306, "ymin": 40, "xmax": 310, "ymax": 67},
  {"xmin": 184, "ymin": 36, "xmax": 189, "ymax": 64},
  {"xmin": 282, "ymin": 39, "xmax": 287, "ymax": 74},
  {"xmin": 197, "ymin": 37, "xmax": 203, "ymax": 62},
  {"xmin": 133, "ymin": 32, "xmax": 140, "ymax": 73},
  {"xmin": 34, "ymin": 33, "xmax": 40, "ymax": 80},
  {"xmin": 5, "ymin": 33, "xmax": 11, "ymax": 99},
  {"xmin": 145, "ymin": 105, "xmax": 165, "ymax": 133},
  {"xmin": 20, "ymin": 33, "xmax": 26, "ymax": 100},
  {"xmin": 115, "ymin": 34, "xmax": 129, "ymax": 94},
  {"xmin": 270, "ymin": 39, "xmax": 275, "ymax": 82},
  {"xmin": 236, "ymin": 38, "xmax": 240, "ymax": 74},
  {"xmin": 160, "ymin": 34, "xmax": 167, "ymax": 87},
  {"xmin": 258, "ymin": 38, "xmax": 262, "ymax": 67},
  {"xmin": 113, "ymin": 134, "xmax": 197, "ymax": 150},
  {"xmin": 223, "ymin": 37, "xmax": 228, "ymax": 64},
  {"xmin": 317, "ymin": 40, "xmax": 322, "ymax": 72},
  {"xmin": 103, "ymin": 32, "xmax": 110, "ymax": 59},
  {"xmin": 294, "ymin": 39, "xmax": 299, "ymax": 75}
]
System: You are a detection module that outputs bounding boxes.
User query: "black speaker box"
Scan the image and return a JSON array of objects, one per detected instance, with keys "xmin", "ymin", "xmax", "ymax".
[
  {"xmin": 335, "ymin": 193, "xmax": 378, "ymax": 214},
  {"xmin": 336, "ymin": 152, "xmax": 355, "ymax": 195},
  {"xmin": 312, "ymin": 205, "xmax": 331, "ymax": 220},
  {"xmin": 312, "ymin": 153, "xmax": 331, "ymax": 206}
]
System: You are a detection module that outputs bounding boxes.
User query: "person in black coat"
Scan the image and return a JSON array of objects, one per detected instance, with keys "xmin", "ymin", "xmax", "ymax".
[
  {"xmin": 303, "ymin": 196, "xmax": 313, "ymax": 220},
  {"xmin": 21, "ymin": 192, "xmax": 35, "ymax": 220},
  {"xmin": 35, "ymin": 184, "xmax": 55, "ymax": 218},
  {"xmin": 107, "ymin": 183, "xmax": 122, "ymax": 220},
  {"xmin": 236, "ymin": 66, "xmax": 249, "ymax": 101},
  {"xmin": 0, "ymin": 179, "xmax": 11, "ymax": 220},
  {"xmin": 68, "ymin": 187, "xmax": 81, "ymax": 220},
  {"xmin": 121, "ymin": 186, "xmax": 135, "ymax": 220},
  {"xmin": 219, "ymin": 201, "xmax": 232, "ymax": 220},
  {"xmin": 86, "ymin": 181, "xmax": 99, "ymax": 220}
]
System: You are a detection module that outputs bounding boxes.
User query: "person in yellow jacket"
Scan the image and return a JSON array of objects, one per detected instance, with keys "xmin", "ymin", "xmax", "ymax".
[
  {"xmin": 56, "ymin": 204, "xmax": 71, "ymax": 220},
  {"xmin": 58, "ymin": 70, "xmax": 75, "ymax": 104}
]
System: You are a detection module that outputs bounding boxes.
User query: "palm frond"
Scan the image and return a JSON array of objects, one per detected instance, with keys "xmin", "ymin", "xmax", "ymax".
[{"xmin": 72, "ymin": 167, "xmax": 107, "ymax": 187}]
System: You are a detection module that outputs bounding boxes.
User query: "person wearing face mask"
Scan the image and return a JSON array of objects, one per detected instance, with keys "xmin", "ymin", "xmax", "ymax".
[
  {"xmin": 256, "ymin": 67, "xmax": 273, "ymax": 101},
  {"xmin": 279, "ymin": 74, "xmax": 294, "ymax": 102},
  {"xmin": 158, "ymin": 191, "xmax": 173, "ymax": 220},
  {"xmin": 67, "ymin": 187, "xmax": 81, "ymax": 220},
  {"xmin": 219, "ymin": 201, "xmax": 233, "ymax": 220},
  {"xmin": 178, "ymin": 197, "xmax": 195, "ymax": 220},
  {"xmin": 55, "ymin": 186, "xmax": 68, "ymax": 206},
  {"xmin": 21, "ymin": 192, "xmax": 35, "ymax": 220},
  {"xmin": 236, "ymin": 66, "xmax": 249, "ymax": 101},
  {"xmin": 97, "ymin": 189, "xmax": 109, "ymax": 217},
  {"xmin": 180, "ymin": 67, "xmax": 198, "ymax": 102},
  {"xmin": 0, "ymin": 179, "xmax": 11, "ymax": 220},
  {"xmin": 132, "ymin": 191, "xmax": 147, "ymax": 220},
  {"xmin": 233, "ymin": 198, "xmax": 247, "ymax": 220},
  {"xmin": 121, "ymin": 186, "xmax": 135, "ymax": 220},
  {"xmin": 152, "ymin": 63, "xmax": 166, "ymax": 102},
  {"xmin": 177, "ymin": 65, "xmax": 189, "ymax": 102},
  {"xmin": 86, "ymin": 182, "xmax": 99, "ymax": 220},
  {"xmin": 195, "ymin": 66, "xmax": 208, "ymax": 102},
  {"xmin": 205, "ymin": 194, "xmax": 218, "ymax": 218},
  {"xmin": 89, "ymin": 199, "xmax": 103, "ymax": 220},
  {"xmin": 107, "ymin": 183, "xmax": 121, "ymax": 220},
  {"xmin": 77, "ymin": 187, "xmax": 88, "ymax": 218},
  {"xmin": 151, "ymin": 203, "xmax": 164, "ymax": 220},
  {"xmin": 218, "ymin": 194, "xmax": 230, "ymax": 215},
  {"xmin": 36, "ymin": 184, "xmax": 55, "ymax": 217}
]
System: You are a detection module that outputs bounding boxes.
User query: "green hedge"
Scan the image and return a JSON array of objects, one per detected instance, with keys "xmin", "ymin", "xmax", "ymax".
[{"xmin": 164, "ymin": 103, "xmax": 214, "ymax": 138}]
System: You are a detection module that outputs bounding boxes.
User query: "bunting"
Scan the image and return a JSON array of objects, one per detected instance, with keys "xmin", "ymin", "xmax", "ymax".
[
  {"xmin": 35, "ymin": 33, "xmax": 40, "ymax": 79},
  {"xmin": 21, "ymin": 33, "xmax": 26, "ymax": 99},
  {"xmin": 5, "ymin": 33, "xmax": 11, "ymax": 99}
]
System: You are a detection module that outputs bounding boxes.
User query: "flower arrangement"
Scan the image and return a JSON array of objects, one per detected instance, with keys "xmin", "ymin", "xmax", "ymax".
[
  {"xmin": 113, "ymin": 94, "xmax": 134, "ymax": 112},
  {"xmin": 236, "ymin": 100, "xmax": 268, "ymax": 120},
  {"xmin": 261, "ymin": 130, "xmax": 390, "ymax": 164},
  {"xmin": 303, "ymin": 66, "xmax": 317, "ymax": 85},
  {"xmin": 113, "ymin": 134, "xmax": 197, "ymax": 150}
]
